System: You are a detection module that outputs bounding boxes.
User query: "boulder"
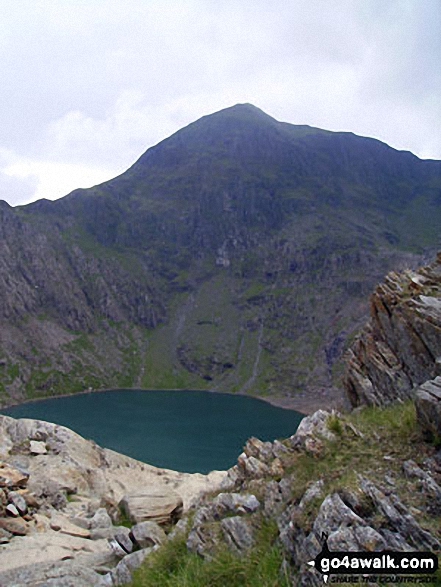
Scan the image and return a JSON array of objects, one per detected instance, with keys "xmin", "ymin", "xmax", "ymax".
[
  {"xmin": 89, "ymin": 507, "xmax": 113, "ymax": 530},
  {"xmin": 30, "ymin": 440, "xmax": 48, "ymax": 455},
  {"xmin": 111, "ymin": 548, "xmax": 154, "ymax": 586},
  {"xmin": 114, "ymin": 528, "xmax": 134, "ymax": 554},
  {"xmin": 415, "ymin": 377, "xmax": 441, "ymax": 441},
  {"xmin": 20, "ymin": 489, "xmax": 40, "ymax": 509},
  {"xmin": 130, "ymin": 520, "xmax": 167, "ymax": 549},
  {"xmin": 0, "ymin": 516, "xmax": 28, "ymax": 535},
  {"xmin": 8, "ymin": 491, "xmax": 28, "ymax": 516},
  {"xmin": 119, "ymin": 487, "xmax": 183, "ymax": 526}
]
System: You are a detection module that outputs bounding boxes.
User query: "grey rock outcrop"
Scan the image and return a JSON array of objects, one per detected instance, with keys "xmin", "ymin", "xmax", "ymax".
[
  {"xmin": 415, "ymin": 376, "xmax": 441, "ymax": 441},
  {"xmin": 344, "ymin": 254, "xmax": 441, "ymax": 407},
  {"xmin": 130, "ymin": 521, "xmax": 167, "ymax": 549}
]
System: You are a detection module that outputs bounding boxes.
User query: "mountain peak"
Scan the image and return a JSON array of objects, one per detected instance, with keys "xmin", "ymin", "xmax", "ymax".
[{"xmin": 195, "ymin": 103, "xmax": 277, "ymax": 127}]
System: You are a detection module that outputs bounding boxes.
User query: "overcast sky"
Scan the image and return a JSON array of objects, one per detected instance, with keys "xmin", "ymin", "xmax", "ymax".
[{"xmin": 1, "ymin": 0, "xmax": 440, "ymax": 207}]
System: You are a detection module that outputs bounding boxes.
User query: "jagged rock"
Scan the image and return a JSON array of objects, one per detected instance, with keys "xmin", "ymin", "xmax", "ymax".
[
  {"xmin": 191, "ymin": 505, "xmax": 213, "ymax": 527},
  {"xmin": 289, "ymin": 410, "xmax": 336, "ymax": 455},
  {"xmin": 187, "ymin": 522, "xmax": 219, "ymax": 559},
  {"xmin": 237, "ymin": 453, "xmax": 270, "ymax": 478},
  {"xmin": 359, "ymin": 477, "xmax": 440, "ymax": 550},
  {"xmin": 328, "ymin": 525, "xmax": 386, "ymax": 552},
  {"xmin": 130, "ymin": 520, "xmax": 166, "ymax": 549},
  {"xmin": 111, "ymin": 548, "xmax": 154, "ymax": 586},
  {"xmin": 403, "ymin": 459, "xmax": 441, "ymax": 501},
  {"xmin": 312, "ymin": 493, "xmax": 366, "ymax": 538},
  {"xmin": 279, "ymin": 473, "xmax": 296, "ymax": 501},
  {"xmin": 8, "ymin": 490, "xmax": 28, "ymax": 516},
  {"xmin": 272, "ymin": 439, "xmax": 290, "ymax": 459},
  {"xmin": 0, "ymin": 463, "xmax": 29, "ymax": 488},
  {"xmin": 344, "ymin": 256, "xmax": 441, "ymax": 407},
  {"xmin": 211, "ymin": 492, "xmax": 260, "ymax": 517},
  {"xmin": 221, "ymin": 516, "xmax": 255, "ymax": 553},
  {"xmin": 30, "ymin": 440, "xmax": 48, "ymax": 455},
  {"xmin": 415, "ymin": 377, "xmax": 441, "ymax": 441},
  {"xmin": 244, "ymin": 437, "xmax": 274, "ymax": 463},
  {"xmin": 119, "ymin": 487, "xmax": 183, "ymax": 526},
  {"xmin": 221, "ymin": 465, "xmax": 241, "ymax": 489}
]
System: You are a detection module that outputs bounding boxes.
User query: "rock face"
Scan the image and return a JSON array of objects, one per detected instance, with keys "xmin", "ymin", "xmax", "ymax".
[
  {"xmin": 0, "ymin": 415, "xmax": 227, "ymax": 586},
  {"xmin": 415, "ymin": 376, "xmax": 441, "ymax": 440},
  {"xmin": 344, "ymin": 254, "xmax": 441, "ymax": 407}
]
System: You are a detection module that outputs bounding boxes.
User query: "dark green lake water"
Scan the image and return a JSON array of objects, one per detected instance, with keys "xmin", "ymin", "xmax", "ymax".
[{"xmin": 1, "ymin": 390, "xmax": 303, "ymax": 473}]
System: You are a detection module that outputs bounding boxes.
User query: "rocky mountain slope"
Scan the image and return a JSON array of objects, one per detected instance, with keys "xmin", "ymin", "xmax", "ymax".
[
  {"xmin": 1, "ymin": 104, "xmax": 440, "ymax": 407},
  {"xmin": 0, "ymin": 258, "xmax": 440, "ymax": 586}
]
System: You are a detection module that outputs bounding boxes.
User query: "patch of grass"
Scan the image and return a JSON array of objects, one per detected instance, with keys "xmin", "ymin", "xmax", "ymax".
[
  {"xmin": 118, "ymin": 508, "xmax": 135, "ymax": 529},
  {"xmin": 327, "ymin": 413, "xmax": 343, "ymax": 436},
  {"xmin": 129, "ymin": 521, "xmax": 289, "ymax": 587}
]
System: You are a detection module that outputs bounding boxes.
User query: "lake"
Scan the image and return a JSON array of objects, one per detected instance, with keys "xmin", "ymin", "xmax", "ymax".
[{"xmin": 1, "ymin": 390, "xmax": 303, "ymax": 473}]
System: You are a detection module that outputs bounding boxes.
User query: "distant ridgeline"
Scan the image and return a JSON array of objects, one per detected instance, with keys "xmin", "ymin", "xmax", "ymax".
[{"xmin": 0, "ymin": 103, "xmax": 440, "ymax": 406}]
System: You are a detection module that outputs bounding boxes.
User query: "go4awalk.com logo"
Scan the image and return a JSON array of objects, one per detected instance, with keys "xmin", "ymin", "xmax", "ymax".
[{"xmin": 308, "ymin": 536, "xmax": 439, "ymax": 584}]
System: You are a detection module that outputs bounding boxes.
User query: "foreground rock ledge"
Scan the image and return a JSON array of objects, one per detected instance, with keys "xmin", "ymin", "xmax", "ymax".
[{"xmin": 0, "ymin": 415, "xmax": 227, "ymax": 585}]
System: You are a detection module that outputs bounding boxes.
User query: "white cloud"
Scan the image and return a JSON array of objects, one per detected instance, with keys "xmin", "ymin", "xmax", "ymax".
[
  {"xmin": 0, "ymin": 0, "xmax": 439, "ymax": 206},
  {"xmin": 1, "ymin": 148, "xmax": 116, "ymax": 206}
]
